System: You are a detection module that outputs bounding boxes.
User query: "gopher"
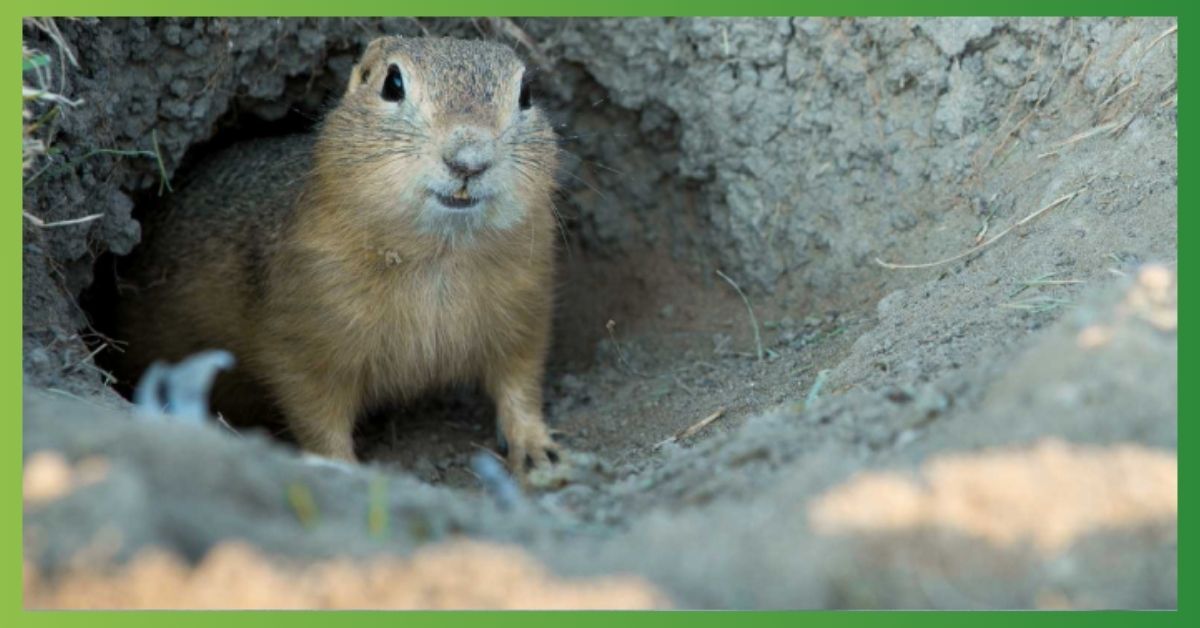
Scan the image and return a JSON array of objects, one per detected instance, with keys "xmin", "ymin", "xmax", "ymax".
[{"xmin": 113, "ymin": 36, "xmax": 562, "ymax": 472}]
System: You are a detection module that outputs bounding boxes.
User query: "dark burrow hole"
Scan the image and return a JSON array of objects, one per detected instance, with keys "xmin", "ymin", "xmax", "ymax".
[{"xmin": 78, "ymin": 65, "xmax": 706, "ymax": 479}]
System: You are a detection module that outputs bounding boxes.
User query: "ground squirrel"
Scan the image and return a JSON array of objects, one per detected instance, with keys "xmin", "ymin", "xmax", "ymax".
[{"xmin": 113, "ymin": 36, "xmax": 562, "ymax": 472}]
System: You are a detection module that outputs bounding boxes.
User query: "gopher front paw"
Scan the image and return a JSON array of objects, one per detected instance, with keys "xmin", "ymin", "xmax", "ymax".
[{"xmin": 499, "ymin": 421, "xmax": 561, "ymax": 474}]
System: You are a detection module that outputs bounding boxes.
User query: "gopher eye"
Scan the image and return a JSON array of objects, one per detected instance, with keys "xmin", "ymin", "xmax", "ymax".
[
  {"xmin": 382, "ymin": 64, "xmax": 405, "ymax": 102},
  {"xmin": 518, "ymin": 77, "xmax": 532, "ymax": 110}
]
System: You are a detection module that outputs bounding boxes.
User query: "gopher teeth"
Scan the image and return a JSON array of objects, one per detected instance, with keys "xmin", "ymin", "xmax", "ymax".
[{"xmin": 453, "ymin": 188, "xmax": 470, "ymax": 200}]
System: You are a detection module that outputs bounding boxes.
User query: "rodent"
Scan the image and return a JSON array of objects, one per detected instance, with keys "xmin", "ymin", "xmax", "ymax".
[{"xmin": 112, "ymin": 36, "xmax": 562, "ymax": 472}]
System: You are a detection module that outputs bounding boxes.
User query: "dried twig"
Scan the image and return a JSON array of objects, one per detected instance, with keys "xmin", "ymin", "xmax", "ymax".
[
  {"xmin": 490, "ymin": 17, "xmax": 552, "ymax": 69},
  {"xmin": 655, "ymin": 408, "xmax": 727, "ymax": 449},
  {"xmin": 63, "ymin": 342, "xmax": 105, "ymax": 375},
  {"xmin": 470, "ymin": 442, "xmax": 506, "ymax": 463}
]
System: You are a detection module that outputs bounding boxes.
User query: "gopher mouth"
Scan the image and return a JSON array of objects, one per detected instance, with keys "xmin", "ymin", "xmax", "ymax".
[{"xmin": 434, "ymin": 187, "xmax": 480, "ymax": 210}]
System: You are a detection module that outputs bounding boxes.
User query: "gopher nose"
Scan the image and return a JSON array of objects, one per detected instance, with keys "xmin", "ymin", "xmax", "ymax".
[
  {"xmin": 443, "ymin": 153, "xmax": 491, "ymax": 179},
  {"xmin": 443, "ymin": 128, "xmax": 495, "ymax": 180}
]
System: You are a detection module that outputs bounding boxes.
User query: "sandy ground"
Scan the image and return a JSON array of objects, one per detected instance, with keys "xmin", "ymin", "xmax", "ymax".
[{"xmin": 22, "ymin": 17, "xmax": 1176, "ymax": 608}]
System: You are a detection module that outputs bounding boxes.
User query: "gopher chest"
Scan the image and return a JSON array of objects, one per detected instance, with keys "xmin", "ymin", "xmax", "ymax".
[{"xmin": 351, "ymin": 262, "xmax": 537, "ymax": 397}]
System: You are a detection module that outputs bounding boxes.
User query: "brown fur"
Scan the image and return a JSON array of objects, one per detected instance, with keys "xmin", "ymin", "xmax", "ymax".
[{"xmin": 113, "ymin": 36, "xmax": 560, "ymax": 470}]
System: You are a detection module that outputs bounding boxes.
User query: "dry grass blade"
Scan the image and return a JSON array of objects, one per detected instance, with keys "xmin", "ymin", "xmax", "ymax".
[
  {"xmin": 23, "ymin": 87, "xmax": 82, "ymax": 107},
  {"xmin": 715, "ymin": 269, "xmax": 764, "ymax": 362},
  {"xmin": 876, "ymin": 188, "xmax": 1085, "ymax": 271},
  {"xmin": 213, "ymin": 413, "xmax": 241, "ymax": 436},
  {"xmin": 367, "ymin": 475, "xmax": 389, "ymax": 539},
  {"xmin": 23, "ymin": 22, "xmax": 83, "ymax": 182},
  {"xmin": 25, "ymin": 18, "xmax": 79, "ymax": 68},
  {"xmin": 1048, "ymin": 121, "xmax": 1121, "ymax": 151},
  {"xmin": 286, "ymin": 483, "xmax": 320, "ymax": 528},
  {"xmin": 1000, "ymin": 296, "xmax": 1072, "ymax": 313},
  {"xmin": 152, "ymin": 129, "xmax": 174, "ymax": 194},
  {"xmin": 805, "ymin": 369, "xmax": 830, "ymax": 405},
  {"xmin": 23, "ymin": 211, "xmax": 104, "ymax": 228},
  {"xmin": 1096, "ymin": 79, "xmax": 1140, "ymax": 113},
  {"xmin": 605, "ymin": 319, "xmax": 646, "ymax": 377},
  {"xmin": 1137, "ymin": 23, "xmax": 1178, "ymax": 68}
]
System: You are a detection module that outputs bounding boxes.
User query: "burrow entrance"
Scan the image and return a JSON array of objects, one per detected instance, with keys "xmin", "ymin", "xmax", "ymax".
[{"xmin": 76, "ymin": 57, "xmax": 805, "ymax": 484}]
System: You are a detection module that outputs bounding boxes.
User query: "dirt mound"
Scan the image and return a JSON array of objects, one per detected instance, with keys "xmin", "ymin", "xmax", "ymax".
[{"xmin": 24, "ymin": 540, "xmax": 666, "ymax": 610}]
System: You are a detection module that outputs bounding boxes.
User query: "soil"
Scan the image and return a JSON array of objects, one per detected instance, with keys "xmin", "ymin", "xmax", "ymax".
[{"xmin": 22, "ymin": 17, "xmax": 1177, "ymax": 609}]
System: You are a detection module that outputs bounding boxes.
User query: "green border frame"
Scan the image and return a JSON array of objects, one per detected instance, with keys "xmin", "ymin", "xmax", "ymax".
[{"xmin": 8, "ymin": 1, "xmax": 1186, "ymax": 624}]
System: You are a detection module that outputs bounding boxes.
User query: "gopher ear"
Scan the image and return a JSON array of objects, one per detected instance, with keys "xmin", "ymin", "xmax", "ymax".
[{"xmin": 347, "ymin": 37, "xmax": 390, "ymax": 92}]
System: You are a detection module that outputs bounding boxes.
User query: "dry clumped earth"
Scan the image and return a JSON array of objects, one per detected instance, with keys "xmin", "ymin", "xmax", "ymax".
[{"xmin": 22, "ymin": 17, "xmax": 1177, "ymax": 608}]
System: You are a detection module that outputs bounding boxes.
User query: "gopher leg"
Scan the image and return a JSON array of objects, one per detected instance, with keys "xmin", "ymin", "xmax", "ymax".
[
  {"xmin": 275, "ymin": 374, "xmax": 360, "ymax": 462},
  {"xmin": 486, "ymin": 354, "xmax": 559, "ymax": 474}
]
